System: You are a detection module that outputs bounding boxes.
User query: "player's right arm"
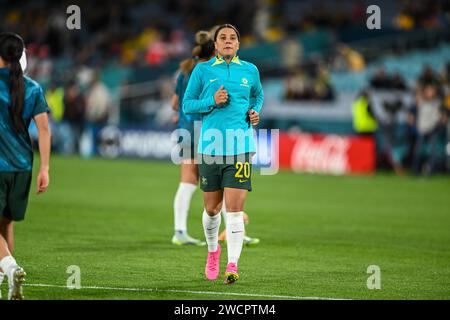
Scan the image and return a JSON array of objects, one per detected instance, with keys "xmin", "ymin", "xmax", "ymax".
[{"xmin": 183, "ymin": 65, "xmax": 217, "ymax": 114}]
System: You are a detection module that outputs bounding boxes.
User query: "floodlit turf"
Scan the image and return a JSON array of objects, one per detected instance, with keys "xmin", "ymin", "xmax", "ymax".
[{"xmin": 4, "ymin": 156, "xmax": 450, "ymax": 300}]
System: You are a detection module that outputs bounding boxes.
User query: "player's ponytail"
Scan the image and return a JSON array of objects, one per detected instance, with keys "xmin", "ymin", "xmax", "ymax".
[
  {"xmin": 0, "ymin": 32, "xmax": 26, "ymax": 134},
  {"xmin": 180, "ymin": 30, "xmax": 215, "ymax": 74},
  {"xmin": 194, "ymin": 31, "xmax": 215, "ymax": 60}
]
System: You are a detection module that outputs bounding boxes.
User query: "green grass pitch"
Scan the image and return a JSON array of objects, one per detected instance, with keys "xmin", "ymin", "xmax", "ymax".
[{"xmin": 4, "ymin": 156, "xmax": 450, "ymax": 299}]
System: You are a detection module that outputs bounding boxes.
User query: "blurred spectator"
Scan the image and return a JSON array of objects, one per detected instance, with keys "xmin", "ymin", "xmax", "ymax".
[
  {"xmin": 285, "ymin": 63, "xmax": 334, "ymax": 101},
  {"xmin": 391, "ymin": 73, "xmax": 408, "ymax": 90},
  {"xmin": 370, "ymin": 67, "xmax": 392, "ymax": 89},
  {"xmin": 154, "ymin": 76, "xmax": 176, "ymax": 128},
  {"xmin": 394, "ymin": 0, "xmax": 448, "ymax": 30},
  {"xmin": 378, "ymin": 98, "xmax": 406, "ymax": 175},
  {"xmin": 313, "ymin": 65, "xmax": 334, "ymax": 100},
  {"xmin": 417, "ymin": 64, "xmax": 439, "ymax": 87},
  {"xmin": 167, "ymin": 29, "xmax": 189, "ymax": 59},
  {"xmin": 351, "ymin": 0, "xmax": 366, "ymax": 24},
  {"xmin": 45, "ymin": 82, "xmax": 64, "ymax": 122},
  {"xmin": 45, "ymin": 82, "xmax": 71, "ymax": 154},
  {"xmin": 253, "ymin": 1, "xmax": 271, "ymax": 41},
  {"xmin": 63, "ymin": 81, "xmax": 86, "ymax": 154},
  {"xmin": 86, "ymin": 73, "xmax": 111, "ymax": 126},
  {"xmin": 76, "ymin": 64, "xmax": 95, "ymax": 89},
  {"xmin": 410, "ymin": 84, "xmax": 448, "ymax": 175},
  {"xmin": 285, "ymin": 68, "xmax": 311, "ymax": 100},
  {"xmin": 370, "ymin": 69, "xmax": 408, "ymax": 91},
  {"xmin": 82, "ymin": 72, "xmax": 112, "ymax": 157},
  {"xmin": 352, "ymin": 90, "xmax": 377, "ymax": 135},
  {"xmin": 394, "ymin": 12, "xmax": 415, "ymax": 30},
  {"xmin": 27, "ymin": 44, "xmax": 53, "ymax": 86},
  {"xmin": 281, "ymin": 38, "xmax": 303, "ymax": 70},
  {"xmin": 146, "ymin": 36, "xmax": 168, "ymax": 66},
  {"xmin": 334, "ymin": 44, "xmax": 365, "ymax": 72}
]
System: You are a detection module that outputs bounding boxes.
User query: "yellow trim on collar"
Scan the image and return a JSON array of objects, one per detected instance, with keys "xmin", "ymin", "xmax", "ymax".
[
  {"xmin": 211, "ymin": 55, "xmax": 242, "ymax": 66},
  {"xmin": 211, "ymin": 56, "xmax": 225, "ymax": 66},
  {"xmin": 231, "ymin": 56, "xmax": 242, "ymax": 65}
]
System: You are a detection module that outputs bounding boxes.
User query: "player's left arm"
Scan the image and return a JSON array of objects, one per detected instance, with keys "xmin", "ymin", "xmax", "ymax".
[{"xmin": 249, "ymin": 66, "xmax": 264, "ymax": 125}]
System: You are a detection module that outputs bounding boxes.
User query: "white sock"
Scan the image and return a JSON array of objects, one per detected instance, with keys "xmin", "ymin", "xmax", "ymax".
[
  {"xmin": 0, "ymin": 271, "xmax": 4, "ymax": 286},
  {"xmin": 174, "ymin": 182, "xmax": 197, "ymax": 233},
  {"xmin": 202, "ymin": 209, "xmax": 221, "ymax": 252},
  {"xmin": 226, "ymin": 211, "xmax": 245, "ymax": 265},
  {"xmin": 0, "ymin": 255, "xmax": 18, "ymax": 279}
]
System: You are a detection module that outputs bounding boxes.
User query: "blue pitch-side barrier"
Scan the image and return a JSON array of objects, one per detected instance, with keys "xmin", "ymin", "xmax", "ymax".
[{"xmin": 95, "ymin": 125, "xmax": 276, "ymax": 168}]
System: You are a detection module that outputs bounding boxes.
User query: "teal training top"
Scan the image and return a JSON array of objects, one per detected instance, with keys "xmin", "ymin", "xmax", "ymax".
[
  {"xmin": 183, "ymin": 55, "xmax": 264, "ymax": 156},
  {"xmin": 0, "ymin": 67, "xmax": 49, "ymax": 172}
]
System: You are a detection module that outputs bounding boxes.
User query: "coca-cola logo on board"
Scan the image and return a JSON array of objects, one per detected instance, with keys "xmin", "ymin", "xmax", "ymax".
[{"xmin": 290, "ymin": 135, "xmax": 350, "ymax": 174}]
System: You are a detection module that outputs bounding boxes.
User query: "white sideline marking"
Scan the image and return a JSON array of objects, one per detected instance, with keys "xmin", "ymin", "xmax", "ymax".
[{"xmin": 26, "ymin": 283, "xmax": 350, "ymax": 300}]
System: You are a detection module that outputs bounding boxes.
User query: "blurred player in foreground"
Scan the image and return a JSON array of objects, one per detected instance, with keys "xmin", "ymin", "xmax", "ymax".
[{"xmin": 0, "ymin": 32, "xmax": 51, "ymax": 300}]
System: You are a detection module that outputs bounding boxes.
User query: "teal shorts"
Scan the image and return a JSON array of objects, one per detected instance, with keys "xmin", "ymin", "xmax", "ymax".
[
  {"xmin": 0, "ymin": 171, "xmax": 32, "ymax": 221},
  {"xmin": 198, "ymin": 153, "xmax": 252, "ymax": 192}
]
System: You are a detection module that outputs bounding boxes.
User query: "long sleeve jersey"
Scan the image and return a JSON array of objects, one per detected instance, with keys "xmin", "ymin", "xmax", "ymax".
[{"xmin": 183, "ymin": 55, "xmax": 264, "ymax": 156}]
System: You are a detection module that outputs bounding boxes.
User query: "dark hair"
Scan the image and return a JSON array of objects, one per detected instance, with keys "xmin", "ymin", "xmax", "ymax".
[
  {"xmin": 0, "ymin": 32, "xmax": 25, "ymax": 134},
  {"xmin": 180, "ymin": 30, "xmax": 215, "ymax": 74},
  {"xmin": 213, "ymin": 24, "xmax": 240, "ymax": 42}
]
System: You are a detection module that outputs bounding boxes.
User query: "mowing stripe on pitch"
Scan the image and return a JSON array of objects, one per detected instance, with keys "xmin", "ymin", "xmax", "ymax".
[{"xmin": 26, "ymin": 283, "xmax": 350, "ymax": 300}]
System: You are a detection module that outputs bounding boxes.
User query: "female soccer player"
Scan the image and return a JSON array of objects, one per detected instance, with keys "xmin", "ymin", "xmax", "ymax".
[
  {"xmin": 0, "ymin": 33, "xmax": 51, "ymax": 300},
  {"xmin": 171, "ymin": 30, "xmax": 216, "ymax": 246},
  {"xmin": 183, "ymin": 24, "xmax": 263, "ymax": 284},
  {"xmin": 171, "ymin": 30, "xmax": 260, "ymax": 247}
]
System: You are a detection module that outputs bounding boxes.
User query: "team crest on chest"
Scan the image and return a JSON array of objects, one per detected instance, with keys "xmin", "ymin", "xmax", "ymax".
[{"xmin": 240, "ymin": 78, "xmax": 249, "ymax": 87}]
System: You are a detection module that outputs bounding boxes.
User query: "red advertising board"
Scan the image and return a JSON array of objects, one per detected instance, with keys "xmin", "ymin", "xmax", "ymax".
[{"xmin": 278, "ymin": 132, "xmax": 375, "ymax": 174}]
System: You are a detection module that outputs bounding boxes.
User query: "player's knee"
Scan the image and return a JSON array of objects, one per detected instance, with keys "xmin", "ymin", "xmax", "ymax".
[{"xmin": 204, "ymin": 204, "xmax": 221, "ymax": 216}]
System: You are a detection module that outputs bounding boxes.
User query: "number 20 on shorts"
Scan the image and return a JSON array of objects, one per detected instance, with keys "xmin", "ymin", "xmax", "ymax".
[{"xmin": 235, "ymin": 162, "xmax": 251, "ymax": 178}]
